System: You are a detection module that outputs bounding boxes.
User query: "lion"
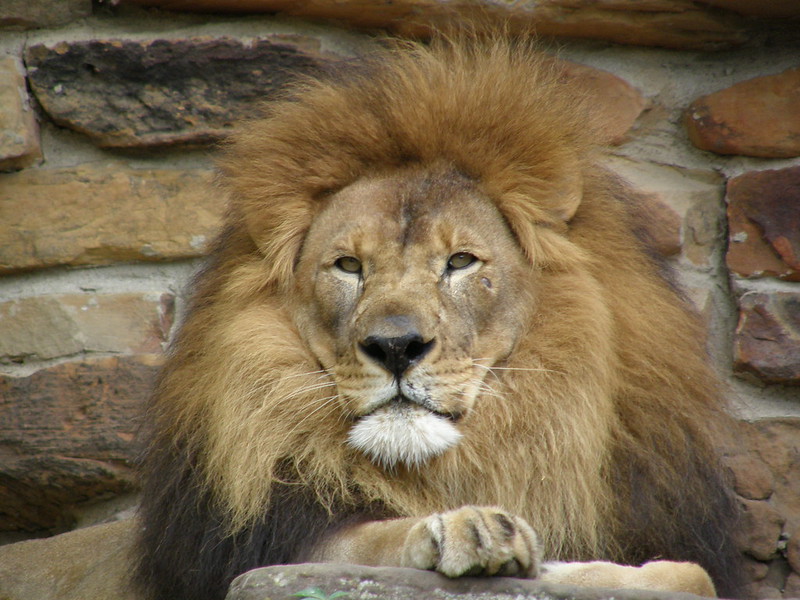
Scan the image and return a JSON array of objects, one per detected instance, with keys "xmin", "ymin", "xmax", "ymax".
[{"xmin": 134, "ymin": 36, "xmax": 741, "ymax": 600}]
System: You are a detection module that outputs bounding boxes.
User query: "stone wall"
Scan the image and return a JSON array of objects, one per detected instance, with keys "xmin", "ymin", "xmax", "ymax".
[{"xmin": 0, "ymin": 1, "xmax": 798, "ymax": 597}]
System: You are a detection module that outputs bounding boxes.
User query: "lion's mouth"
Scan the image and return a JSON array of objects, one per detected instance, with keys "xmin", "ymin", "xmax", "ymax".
[
  {"xmin": 347, "ymin": 398, "xmax": 463, "ymax": 468},
  {"xmin": 380, "ymin": 395, "xmax": 463, "ymax": 422}
]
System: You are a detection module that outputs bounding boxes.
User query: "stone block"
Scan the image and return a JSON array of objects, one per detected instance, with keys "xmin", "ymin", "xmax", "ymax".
[
  {"xmin": 558, "ymin": 60, "xmax": 646, "ymax": 146},
  {"xmin": 747, "ymin": 420, "xmax": 800, "ymax": 530},
  {"xmin": 0, "ymin": 292, "xmax": 174, "ymax": 364},
  {"xmin": 722, "ymin": 418, "xmax": 800, "ymax": 596},
  {"xmin": 741, "ymin": 556, "xmax": 769, "ymax": 583},
  {"xmin": 786, "ymin": 573, "xmax": 800, "ymax": 599},
  {"xmin": 0, "ymin": 164, "xmax": 220, "ymax": 273},
  {"xmin": 736, "ymin": 498, "xmax": 785, "ymax": 561},
  {"xmin": 746, "ymin": 419, "xmax": 800, "ymax": 483},
  {"xmin": 24, "ymin": 36, "xmax": 335, "ymax": 148},
  {"xmin": 701, "ymin": 0, "xmax": 800, "ymax": 17},
  {"xmin": 736, "ymin": 418, "xmax": 800, "ymax": 581},
  {"xmin": 0, "ymin": 56, "xmax": 41, "ymax": 171},
  {"xmin": 726, "ymin": 166, "xmax": 800, "ymax": 281},
  {"xmin": 723, "ymin": 454, "xmax": 774, "ymax": 501},
  {"xmin": 788, "ymin": 532, "xmax": 800, "ymax": 574},
  {"xmin": 0, "ymin": 355, "xmax": 160, "ymax": 531},
  {"xmin": 126, "ymin": 0, "xmax": 748, "ymax": 50},
  {"xmin": 0, "ymin": 520, "xmax": 139, "ymax": 600},
  {"xmin": 227, "ymin": 563, "xmax": 716, "ymax": 600},
  {"xmin": 606, "ymin": 159, "xmax": 724, "ymax": 266},
  {"xmin": 686, "ymin": 67, "xmax": 800, "ymax": 158},
  {"xmin": 733, "ymin": 292, "xmax": 800, "ymax": 385},
  {"xmin": 0, "ymin": 0, "xmax": 90, "ymax": 29}
]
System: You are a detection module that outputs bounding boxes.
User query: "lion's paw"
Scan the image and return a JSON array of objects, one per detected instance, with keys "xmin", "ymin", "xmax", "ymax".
[{"xmin": 402, "ymin": 506, "xmax": 540, "ymax": 578}]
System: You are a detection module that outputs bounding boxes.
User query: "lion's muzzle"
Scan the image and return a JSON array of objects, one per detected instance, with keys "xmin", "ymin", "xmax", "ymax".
[
  {"xmin": 359, "ymin": 325, "xmax": 435, "ymax": 379},
  {"xmin": 347, "ymin": 401, "xmax": 462, "ymax": 468}
]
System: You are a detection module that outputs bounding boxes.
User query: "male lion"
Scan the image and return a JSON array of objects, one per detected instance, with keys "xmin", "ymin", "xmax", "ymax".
[{"xmin": 135, "ymin": 37, "xmax": 741, "ymax": 600}]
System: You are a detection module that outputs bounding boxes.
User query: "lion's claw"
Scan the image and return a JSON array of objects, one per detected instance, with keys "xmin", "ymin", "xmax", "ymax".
[{"xmin": 402, "ymin": 506, "xmax": 540, "ymax": 578}]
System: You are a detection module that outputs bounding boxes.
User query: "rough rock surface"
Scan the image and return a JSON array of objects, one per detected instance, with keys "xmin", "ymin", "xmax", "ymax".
[
  {"xmin": 606, "ymin": 159, "xmax": 723, "ymax": 266},
  {"xmin": 726, "ymin": 165, "xmax": 800, "ymax": 282},
  {"xmin": 724, "ymin": 418, "xmax": 800, "ymax": 597},
  {"xmin": 686, "ymin": 67, "xmax": 800, "ymax": 158},
  {"xmin": 0, "ymin": 56, "xmax": 41, "ymax": 170},
  {"xmin": 733, "ymin": 292, "xmax": 800, "ymax": 385},
  {"xmin": 0, "ymin": 293, "xmax": 174, "ymax": 364},
  {"xmin": 0, "ymin": 0, "xmax": 90, "ymax": 29},
  {"xmin": 725, "ymin": 454, "xmax": 774, "ymax": 501},
  {"xmin": 0, "ymin": 164, "xmax": 220, "ymax": 273},
  {"xmin": 0, "ymin": 520, "xmax": 139, "ymax": 600},
  {"xmin": 124, "ymin": 0, "xmax": 749, "ymax": 50},
  {"xmin": 737, "ymin": 498, "xmax": 786, "ymax": 562},
  {"xmin": 559, "ymin": 60, "xmax": 646, "ymax": 146},
  {"xmin": 227, "ymin": 563, "xmax": 714, "ymax": 600},
  {"xmin": 0, "ymin": 356, "xmax": 159, "ymax": 531},
  {"xmin": 700, "ymin": 0, "xmax": 800, "ymax": 17},
  {"xmin": 24, "ymin": 36, "xmax": 335, "ymax": 147},
  {"xmin": 739, "ymin": 419, "xmax": 800, "ymax": 533}
]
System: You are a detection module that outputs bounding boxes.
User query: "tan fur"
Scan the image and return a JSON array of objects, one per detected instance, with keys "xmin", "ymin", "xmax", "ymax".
[
  {"xmin": 540, "ymin": 561, "xmax": 717, "ymax": 597},
  {"xmin": 142, "ymin": 35, "xmax": 734, "ymax": 598},
  {"xmin": 313, "ymin": 506, "xmax": 542, "ymax": 579}
]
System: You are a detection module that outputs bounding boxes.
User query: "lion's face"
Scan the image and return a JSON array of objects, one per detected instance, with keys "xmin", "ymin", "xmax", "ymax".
[{"xmin": 292, "ymin": 168, "xmax": 534, "ymax": 468}]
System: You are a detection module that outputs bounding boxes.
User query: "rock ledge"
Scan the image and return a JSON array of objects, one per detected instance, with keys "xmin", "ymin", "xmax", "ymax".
[{"xmin": 227, "ymin": 563, "xmax": 710, "ymax": 600}]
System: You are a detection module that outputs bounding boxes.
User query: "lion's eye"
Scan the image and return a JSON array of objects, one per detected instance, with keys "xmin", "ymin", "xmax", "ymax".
[
  {"xmin": 447, "ymin": 252, "xmax": 477, "ymax": 270},
  {"xmin": 335, "ymin": 256, "xmax": 362, "ymax": 274}
]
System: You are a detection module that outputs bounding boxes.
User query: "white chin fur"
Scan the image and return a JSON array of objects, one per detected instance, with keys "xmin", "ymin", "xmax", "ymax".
[{"xmin": 347, "ymin": 405, "xmax": 462, "ymax": 468}]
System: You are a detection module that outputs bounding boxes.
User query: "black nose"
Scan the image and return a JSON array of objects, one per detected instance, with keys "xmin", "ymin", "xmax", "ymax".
[{"xmin": 360, "ymin": 333, "xmax": 435, "ymax": 378}]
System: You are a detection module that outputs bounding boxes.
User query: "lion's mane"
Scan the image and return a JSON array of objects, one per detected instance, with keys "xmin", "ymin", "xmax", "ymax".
[{"xmin": 135, "ymin": 37, "xmax": 741, "ymax": 600}]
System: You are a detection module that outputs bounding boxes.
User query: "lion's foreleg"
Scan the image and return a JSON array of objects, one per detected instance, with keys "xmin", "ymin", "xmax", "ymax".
[
  {"xmin": 539, "ymin": 560, "xmax": 717, "ymax": 597},
  {"xmin": 311, "ymin": 506, "xmax": 540, "ymax": 578},
  {"xmin": 311, "ymin": 507, "xmax": 716, "ymax": 597}
]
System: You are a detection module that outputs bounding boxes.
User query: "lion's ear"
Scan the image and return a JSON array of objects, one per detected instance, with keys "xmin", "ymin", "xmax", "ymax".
[
  {"xmin": 488, "ymin": 151, "xmax": 585, "ymax": 268},
  {"xmin": 528, "ymin": 170, "xmax": 589, "ymax": 269},
  {"xmin": 529, "ymin": 148, "xmax": 585, "ymax": 224},
  {"xmin": 504, "ymin": 206, "xmax": 588, "ymax": 271},
  {"xmin": 241, "ymin": 195, "xmax": 317, "ymax": 289},
  {"xmin": 549, "ymin": 167, "xmax": 583, "ymax": 223},
  {"xmin": 484, "ymin": 145, "xmax": 584, "ymax": 225}
]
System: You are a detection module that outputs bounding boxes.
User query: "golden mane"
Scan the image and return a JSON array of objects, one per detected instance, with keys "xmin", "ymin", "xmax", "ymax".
[{"xmin": 136, "ymin": 35, "xmax": 740, "ymax": 600}]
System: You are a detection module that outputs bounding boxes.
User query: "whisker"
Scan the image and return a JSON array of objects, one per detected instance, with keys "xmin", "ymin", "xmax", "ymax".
[
  {"xmin": 281, "ymin": 394, "xmax": 341, "ymax": 444},
  {"xmin": 475, "ymin": 383, "xmax": 504, "ymax": 400},
  {"xmin": 281, "ymin": 369, "xmax": 329, "ymax": 380},
  {"xmin": 243, "ymin": 369, "xmax": 332, "ymax": 395},
  {"xmin": 472, "ymin": 362, "xmax": 564, "ymax": 375},
  {"xmin": 493, "ymin": 366, "xmax": 564, "ymax": 373},
  {"xmin": 279, "ymin": 381, "xmax": 337, "ymax": 401}
]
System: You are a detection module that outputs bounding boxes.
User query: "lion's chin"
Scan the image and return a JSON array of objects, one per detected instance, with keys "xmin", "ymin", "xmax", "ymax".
[{"xmin": 347, "ymin": 403, "xmax": 462, "ymax": 469}]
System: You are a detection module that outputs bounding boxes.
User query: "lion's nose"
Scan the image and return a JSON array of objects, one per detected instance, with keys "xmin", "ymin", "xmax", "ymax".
[{"xmin": 359, "ymin": 333, "xmax": 435, "ymax": 378}]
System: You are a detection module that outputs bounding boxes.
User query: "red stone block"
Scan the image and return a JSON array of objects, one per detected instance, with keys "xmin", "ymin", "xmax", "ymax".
[
  {"xmin": 686, "ymin": 67, "xmax": 800, "ymax": 158},
  {"xmin": 733, "ymin": 292, "xmax": 800, "ymax": 385},
  {"xmin": 0, "ymin": 355, "xmax": 161, "ymax": 531},
  {"xmin": 726, "ymin": 166, "xmax": 800, "ymax": 282}
]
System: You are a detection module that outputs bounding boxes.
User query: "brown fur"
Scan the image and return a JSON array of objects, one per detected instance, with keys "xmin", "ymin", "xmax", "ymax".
[{"xmin": 136, "ymin": 36, "xmax": 740, "ymax": 600}]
